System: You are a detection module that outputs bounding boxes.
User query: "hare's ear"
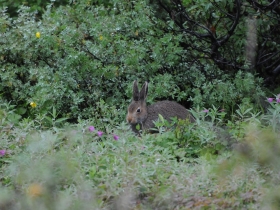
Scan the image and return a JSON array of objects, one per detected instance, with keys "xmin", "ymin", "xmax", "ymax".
[
  {"xmin": 139, "ymin": 81, "xmax": 148, "ymax": 101},
  {"xmin": 132, "ymin": 80, "xmax": 140, "ymax": 101}
]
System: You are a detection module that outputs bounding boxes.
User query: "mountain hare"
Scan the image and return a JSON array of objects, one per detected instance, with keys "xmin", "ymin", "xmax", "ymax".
[{"xmin": 126, "ymin": 81, "xmax": 195, "ymax": 134}]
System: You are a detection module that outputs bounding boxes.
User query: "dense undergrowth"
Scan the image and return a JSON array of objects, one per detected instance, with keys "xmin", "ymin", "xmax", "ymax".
[{"xmin": 1, "ymin": 98, "xmax": 280, "ymax": 209}]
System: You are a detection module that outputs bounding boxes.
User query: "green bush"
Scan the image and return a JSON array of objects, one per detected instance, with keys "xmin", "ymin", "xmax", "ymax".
[
  {"xmin": 0, "ymin": 0, "xmax": 69, "ymax": 17},
  {"xmin": 0, "ymin": 0, "xmax": 265, "ymax": 124},
  {"xmin": 149, "ymin": 107, "xmax": 231, "ymax": 160}
]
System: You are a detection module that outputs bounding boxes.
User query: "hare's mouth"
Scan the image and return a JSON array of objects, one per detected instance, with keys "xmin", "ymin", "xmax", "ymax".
[
  {"xmin": 129, "ymin": 120, "xmax": 140, "ymax": 125},
  {"xmin": 127, "ymin": 118, "xmax": 136, "ymax": 124},
  {"xmin": 127, "ymin": 116, "xmax": 141, "ymax": 124}
]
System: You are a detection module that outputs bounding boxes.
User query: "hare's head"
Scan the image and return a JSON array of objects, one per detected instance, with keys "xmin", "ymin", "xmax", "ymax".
[{"xmin": 126, "ymin": 81, "xmax": 148, "ymax": 125}]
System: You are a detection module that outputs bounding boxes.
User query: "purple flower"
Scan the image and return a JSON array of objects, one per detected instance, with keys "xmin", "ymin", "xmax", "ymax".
[
  {"xmin": 277, "ymin": 98, "xmax": 280, "ymax": 103},
  {"xmin": 97, "ymin": 131, "xmax": 103, "ymax": 137},
  {"xmin": 267, "ymin": 98, "xmax": 274, "ymax": 103},
  {"xmin": 0, "ymin": 150, "xmax": 6, "ymax": 156},
  {"xmin": 88, "ymin": 126, "xmax": 95, "ymax": 132},
  {"xmin": 202, "ymin": 109, "xmax": 209, "ymax": 113},
  {"xmin": 113, "ymin": 134, "xmax": 119, "ymax": 141}
]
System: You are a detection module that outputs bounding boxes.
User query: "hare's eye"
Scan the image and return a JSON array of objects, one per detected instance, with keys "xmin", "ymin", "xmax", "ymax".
[{"xmin": 136, "ymin": 108, "xmax": 141, "ymax": 113}]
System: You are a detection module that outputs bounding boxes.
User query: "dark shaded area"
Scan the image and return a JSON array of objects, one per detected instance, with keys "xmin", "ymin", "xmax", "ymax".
[{"xmin": 152, "ymin": 0, "xmax": 280, "ymax": 88}]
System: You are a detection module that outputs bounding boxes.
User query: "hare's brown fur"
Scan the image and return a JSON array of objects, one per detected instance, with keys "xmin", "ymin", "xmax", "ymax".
[{"xmin": 126, "ymin": 81, "xmax": 194, "ymax": 134}]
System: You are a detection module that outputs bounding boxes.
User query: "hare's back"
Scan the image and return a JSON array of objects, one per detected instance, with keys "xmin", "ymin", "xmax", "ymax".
[{"xmin": 147, "ymin": 100, "xmax": 191, "ymax": 121}]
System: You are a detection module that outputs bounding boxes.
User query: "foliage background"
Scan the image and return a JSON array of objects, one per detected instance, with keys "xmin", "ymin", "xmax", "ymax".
[{"xmin": 2, "ymin": 0, "xmax": 279, "ymax": 124}]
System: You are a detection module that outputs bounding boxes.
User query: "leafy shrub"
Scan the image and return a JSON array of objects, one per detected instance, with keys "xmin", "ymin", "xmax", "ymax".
[
  {"xmin": 262, "ymin": 96, "xmax": 280, "ymax": 132},
  {"xmin": 0, "ymin": 0, "xmax": 68, "ymax": 17},
  {"xmin": 0, "ymin": 100, "xmax": 23, "ymax": 126},
  {"xmin": 0, "ymin": 0, "xmax": 266, "ymax": 124},
  {"xmin": 149, "ymin": 108, "xmax": 232, "ymax": 160},
  {"xmin": 189, "ymin": 71, "xmax": 265, "ymax": 112},
  {"xmin": 154, "ymin": 0, "xmax": 280, "ymax": 88}
]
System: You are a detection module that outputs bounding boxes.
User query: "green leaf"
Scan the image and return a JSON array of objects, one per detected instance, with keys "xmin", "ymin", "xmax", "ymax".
[{"xmin": 158, "ymin": 114, "xmax": 165, "ymax": 123}]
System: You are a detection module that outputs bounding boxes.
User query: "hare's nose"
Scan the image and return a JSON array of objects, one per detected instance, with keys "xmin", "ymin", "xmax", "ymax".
[{"xmin": 127, "ymin": 116, "xmax": 132, "ymax": 123}]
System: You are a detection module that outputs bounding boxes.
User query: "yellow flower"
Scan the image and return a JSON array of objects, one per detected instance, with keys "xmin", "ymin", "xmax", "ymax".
[
  {"xmin": 36, "ymin": 32, "xmax": 41, "ymax": 38},
  {"xmin": 27, "ymin": 183, "xmax": 43, "ymax": 197},
  {"xmin": 30, "ymin": 102, "xmax": 37, "ymax": 108},
  {"xmin": 99, "ymin": 35, "xmax": 103, "ymax": 41}
]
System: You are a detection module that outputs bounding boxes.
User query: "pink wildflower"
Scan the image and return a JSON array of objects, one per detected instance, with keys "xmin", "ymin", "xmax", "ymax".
[
  {"xmin": 88, "ymin": 126, "xmax": 95, "ymax": 132},
  {"xmin": 267, "ymin": 98, "xmax": 274, "ymax": 103},
  {"xmin": 0, "ymin": 150, "xmax": 6, "ymax": 156},
  {"xmin": 113, "ymin": 134, "xmax": 119, "ymax": 141},
  {"xmin": 202, "ymin": 109, "xmax": 209, "ymax": 113},
  {"xmin": 97, "ymin": 131, "xmax": 103, "ymax": 137}
]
